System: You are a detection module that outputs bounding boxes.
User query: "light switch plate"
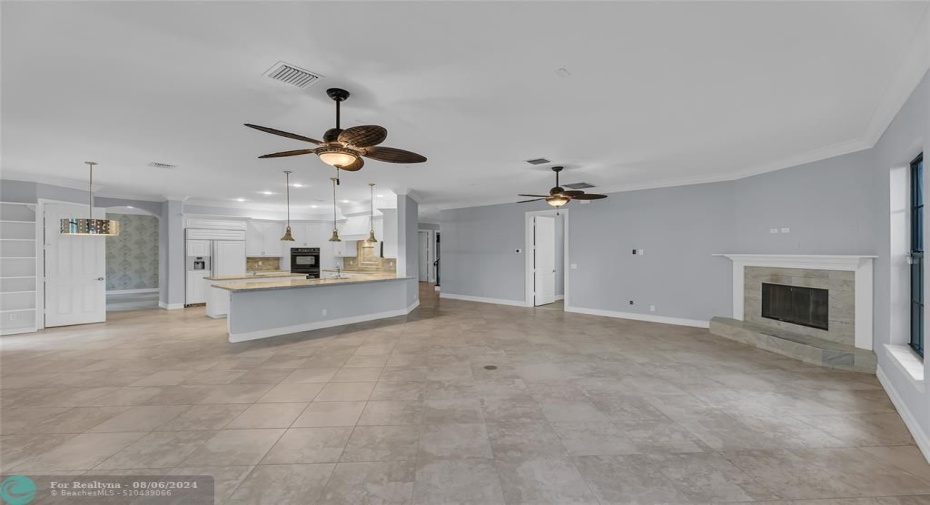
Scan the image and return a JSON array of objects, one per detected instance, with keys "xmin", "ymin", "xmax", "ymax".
[
  {"xmin": 769, "ymin": 228, "xmax": 779, "ymax": 234},
  {"xmin": 780, "ymin": 227, "xmax": 790, "ymax": 233},
  {"xmin": 570, "ymin": 264, "xmax": 578, "ymax": 269}
]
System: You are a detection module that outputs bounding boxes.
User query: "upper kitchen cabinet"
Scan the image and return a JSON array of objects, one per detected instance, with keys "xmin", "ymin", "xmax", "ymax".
[
  {"xmin": 333, "ymin": 240, "xmax": 357, "ymax": 257},
  {"xmin": 246, "ymin": 220, "xmax": 285, "ymax": 257}
]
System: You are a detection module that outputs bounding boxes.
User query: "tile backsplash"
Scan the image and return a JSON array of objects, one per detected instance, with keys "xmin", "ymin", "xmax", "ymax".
[
  {"xmin": 343, "ymin": 243, "xmax": 396, "ymax": 273},
  {"xmin": 247, "ymin": 257, "xmax": 281, "ymax": 272}
]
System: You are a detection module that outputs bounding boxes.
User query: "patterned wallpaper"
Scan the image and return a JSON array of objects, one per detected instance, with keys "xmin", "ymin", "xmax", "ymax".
[{"xmin": 106, "ymin": 213, "xmax": 159, "ymax": 291}]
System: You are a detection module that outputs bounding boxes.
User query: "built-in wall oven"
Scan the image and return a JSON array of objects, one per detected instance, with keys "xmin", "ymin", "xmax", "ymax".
[{"xmin": 291, "ymin": 247, "xmax": 320, "ymax": 278}]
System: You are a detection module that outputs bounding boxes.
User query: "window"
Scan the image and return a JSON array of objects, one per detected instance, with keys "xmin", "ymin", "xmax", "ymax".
[{"xmin": 911, "ymin": 153, "xmax": 924, "ymax": 356}]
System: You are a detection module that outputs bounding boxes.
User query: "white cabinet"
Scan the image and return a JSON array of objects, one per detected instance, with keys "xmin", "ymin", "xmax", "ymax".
[
  {"xmin": 333, "ymin": 240, "xmax": 357, "ymax": 257},
  {"xmin": 186, "ymin": 271, "xmax": 208, "ymax": 305},
  {"xmin": 186, "ymin": 240, "xmax": 210, "ymax": 256},
  {"xmin": 246, "ymin": 221, "xmax": 285, "ymax": 257},
  {"xmin": 263, "ymin": 222, "xmax": 284, "ymax": 257}
]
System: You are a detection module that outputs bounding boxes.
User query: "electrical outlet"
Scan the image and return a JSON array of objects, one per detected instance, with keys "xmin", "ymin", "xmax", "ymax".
[
  {"xmin": 322, "ymin": 309, "xmax": 328, "ymax": 316},
  {"xmin": 638, "ymin": 249, "xmax": 644, "ymax": 255},
  {"xmin": 781, "ymin": 227, "xmax": 790, "ymax": 233},
  {"xmin": 570, "ymin": 263, "xmax": 578, "ymax": 270},
  {"xmin": 769, "ymin": 228, "xmax": 779, "ymax": 234},
  {"xmin": 632, "ymin": 249, "xmax": 637, "ymax": 255},
  {"xmin": 649, "ymin": 305, "xmax": 656, "ymax": 312}
]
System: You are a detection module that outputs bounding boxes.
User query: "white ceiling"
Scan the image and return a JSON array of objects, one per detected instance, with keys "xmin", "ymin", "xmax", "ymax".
[{"xmin": 3, "ymin": 1, "xmax": 928, "ymax": 222}]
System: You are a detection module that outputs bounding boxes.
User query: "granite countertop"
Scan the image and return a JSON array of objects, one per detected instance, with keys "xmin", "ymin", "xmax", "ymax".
[
  {"xmin": 215, "ymin": 274, "xmax": 413, "ymax": 292},
  {"xmin": 205, "ymin": 271, "xmax": 308, "ymax": 281}
]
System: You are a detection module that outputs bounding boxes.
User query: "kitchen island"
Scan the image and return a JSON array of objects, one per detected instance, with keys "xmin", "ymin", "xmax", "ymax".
[
  {"xmin": 215, "ymin": 274, "xmax": 417, "ymax": 342},
  {"xmin": 204, "ymin": 271, "xmax": 308, "ymax": 319}
]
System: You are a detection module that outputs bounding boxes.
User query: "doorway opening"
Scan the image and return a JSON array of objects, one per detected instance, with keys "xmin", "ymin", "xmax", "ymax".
[
  {"xmin": 417, "ymin": 228, "xmax": 438, "ymax": 285},
  {"xmin": 524, "ymin": 210, "xmax": 567, "ymax": 308},
  {"xmin": 104, "ymin": 206, "xmax": 160, "ymax": 312}
]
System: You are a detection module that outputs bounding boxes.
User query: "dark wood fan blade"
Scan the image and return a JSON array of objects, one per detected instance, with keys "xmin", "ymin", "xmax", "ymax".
[
  {"xmin": 338, "ymin": 125, "xmax": 388, "ymax": 148},
  {"xmin": 258, "ymin": 149, "xmax": 316, "ymax": 159},
  {"xmin": 244, "ymin": 124, "xmax": 322, "ymax": 145},
  {"xmin": 559, "ymin": 190, "xmax": 585, "ymax": 197},
  {"xmin": 572, "ymin": 193, "xmax": 607, "ymax": 200},
  {"xmin": 340, "ymin": 157, "xmax": 365, "ymax": 172},
  {"xmin": 517, "ymin": 198, "xmax": 545, "ymax": 203},
  {"xmin": 363, "ymin": 146, "xmax": 427, "ymax": 164},
  {"xmin": 518, "ymin": 194, "xmax": 549, "ymax": 198}
]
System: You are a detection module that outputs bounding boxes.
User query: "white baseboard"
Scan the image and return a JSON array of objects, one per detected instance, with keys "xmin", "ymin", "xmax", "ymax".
[
  {"xmin": 229, "ymin": 299, "xmax": 420, "ymax": 343},
  {"xmin": 439, "ymin": 293, "xmax": 528, "ymax": 307},
  {"xmin": 108, "ymin": 288, "xmax": 159, "ymax": 295},
  {"xmin": 555, "ymin": 294, "xmax": 564, "ymax": 301},
  {"xmin": 877, "ymin": 365, "xmax": 930, "ymax": 463},
  {"xmin": 564, "ymin": 305, "xmax": 709, "ymax": 328},
  {"xmin": 158, "ymin": 302, "xmax": 184, "ymax": 310}
]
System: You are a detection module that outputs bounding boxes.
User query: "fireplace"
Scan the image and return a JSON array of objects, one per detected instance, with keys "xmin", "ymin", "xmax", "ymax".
[{"xmin": 761, "ymin": 283, "xmax": 829, "ymax": 330}]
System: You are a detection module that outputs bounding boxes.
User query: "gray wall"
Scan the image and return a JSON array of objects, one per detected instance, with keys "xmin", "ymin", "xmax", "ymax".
[
  {"xmin": 441, "ymin": 200, "xmax": 550, "ymax": 302},
  {"xmin": 398, "ymin": 195, "xmax": 420, "ymax": 306},
  {"xmin": 733, "ymin": 149, "xmax": 879, "ymax": 255},
  {"xmin": 569, "ymin": 182, "xmax": 736, "ymax": 320},
  {"xmin": 555, "ymin": 214, "xmax": 564, "ymax": 297},
  {"xmin": 105, "ymin": 213, "xmax": 159, "ymax": 291}
]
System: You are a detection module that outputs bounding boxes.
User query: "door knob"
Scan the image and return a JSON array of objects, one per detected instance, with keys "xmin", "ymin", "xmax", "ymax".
[{"xmin": 96, "ymin": 277, "xmax": 104, "ymax": 281}]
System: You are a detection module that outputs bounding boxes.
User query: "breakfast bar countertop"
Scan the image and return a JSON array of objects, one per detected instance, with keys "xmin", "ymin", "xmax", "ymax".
[
  {"xmin": 205, "ymin": 271, "xmax": 307, "ymax": 281},
  {"xmin": 215, "ymin": 274, "xmax": 412, "ymax": 292}
]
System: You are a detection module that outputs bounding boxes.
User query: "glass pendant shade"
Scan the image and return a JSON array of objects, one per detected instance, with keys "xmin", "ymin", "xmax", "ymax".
[
  {"xmin": 280, "ymin": 171, "xmax": 295, "ymax": 241},
  {"xmin": 60, "ymin": 161, "xmax": 120, "ymax": 236}
]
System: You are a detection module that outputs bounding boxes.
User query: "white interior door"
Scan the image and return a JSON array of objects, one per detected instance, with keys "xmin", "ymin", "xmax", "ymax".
[
  {"xmin": 44, "ymin": 203, "xmax": 106, "ymax": 327},
  {"xmin": 534, "ymin": 216, "xmax": 556, "ymax": 306},
  {"xmin": 418, "ymin": 231, "xmax": 429, "ymax": 281}
]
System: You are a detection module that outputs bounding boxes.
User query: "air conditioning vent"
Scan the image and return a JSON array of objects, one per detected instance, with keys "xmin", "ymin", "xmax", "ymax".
[
  {"xmin": 263, "ymin": 61, "xmax": 323, "ymax": 88},
  {"xmin": 148, "ymin": 162, "xmax": 177, "ymax": 169},
  {"xmin": 525, "ymin": 158, "xmax": 550, "ymax": 165},
  {"xmin": 563, "ymin": 182, "xmax": 594, "ymax": 189}
]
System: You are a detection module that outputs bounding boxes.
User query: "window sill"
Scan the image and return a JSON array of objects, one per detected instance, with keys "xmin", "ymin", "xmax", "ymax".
[{"xmin": 884, "ymin": 344, "xmax": 925, "ymax": 392}]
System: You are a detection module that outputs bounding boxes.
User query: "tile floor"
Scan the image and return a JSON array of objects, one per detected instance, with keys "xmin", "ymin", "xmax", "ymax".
[{"xmin": 2, "ymin": 284, "xmax": 929, "ymax": 504}]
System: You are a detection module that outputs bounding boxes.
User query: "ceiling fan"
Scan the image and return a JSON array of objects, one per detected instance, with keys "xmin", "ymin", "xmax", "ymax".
[
  {"xmin": 518, "ymin": 166, "xmax": 607, "ymax": 207},
  {"xmin": 245, "ymin": 88, "xmax": 427, "ymax": 173}
]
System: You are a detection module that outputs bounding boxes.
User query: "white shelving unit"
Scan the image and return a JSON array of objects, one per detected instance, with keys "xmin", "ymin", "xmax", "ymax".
[{"xmin": 0, "ymin": 202, "xmax": 38, "ymax": 335}]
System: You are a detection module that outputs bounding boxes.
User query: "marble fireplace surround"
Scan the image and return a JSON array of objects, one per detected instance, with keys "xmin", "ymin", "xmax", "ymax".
[{"xmin": 714, "ymin": 254, "xmax": 876, "ymax": 350}]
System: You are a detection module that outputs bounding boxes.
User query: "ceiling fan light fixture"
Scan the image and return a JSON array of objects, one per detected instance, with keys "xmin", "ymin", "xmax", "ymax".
[
  {"xmin": 317, "ymin": 146, "xmax": 360, "ymax": 168},
  {"xmin": 60, "ymin": 161, "xmax": 120, "ymax": 237},
  {"xmin": 546, "ymin": 195, "xmax": 570, "ymax": 208}
]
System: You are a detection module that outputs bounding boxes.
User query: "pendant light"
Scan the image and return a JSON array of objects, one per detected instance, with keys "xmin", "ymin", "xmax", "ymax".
[
  {"xmin": 364, "ymin": 183, "xmax": 378, "ymax": 246},
  {"xmin": 328, "ymin": 176, "xmax": 341, "ymax": 242},
  {"xmin": 280, "ymin": 170, "xmax": 295, "ymax": 241},
  {"xmin": 60, "ymin": 161, "xmax": 120, "ymax": 236}
]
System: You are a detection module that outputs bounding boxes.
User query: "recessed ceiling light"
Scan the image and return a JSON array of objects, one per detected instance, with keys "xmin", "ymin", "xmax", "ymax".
[
  {"xmin": 235, "ymin": 198, "xmax": 246, "ymax": 202},
  {"xmin": 259, "ymin": 190, "xmax": 275, "ymax": 195},
  {"xmin": 311, "ymin": 205, "xmax": 318, "ymax": 208},
  {"xmin": 376, "ymin": 194, "xmax": 384, "ymax": 198},
  {"xmin": 126, "ymin": 206, "xmax": 134, "ymax": 209},
  {"xmin": 340, "ymin": 200, "xmax": 350, "ymax": 203},
  {"xmin": 291, "ymin": 183, "xmax": 304, "ymax": 188}
]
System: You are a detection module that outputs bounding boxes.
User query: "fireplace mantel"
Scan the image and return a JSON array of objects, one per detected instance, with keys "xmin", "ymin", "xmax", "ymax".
[{"xmin": 713, "ymin": 254, "xmax": 876, "ymax": 350}]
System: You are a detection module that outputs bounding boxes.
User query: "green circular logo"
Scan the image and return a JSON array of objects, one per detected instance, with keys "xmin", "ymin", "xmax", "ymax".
[{"xmin": 0, "ymin": 475, "xmax": 36, "ymax": 505}]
